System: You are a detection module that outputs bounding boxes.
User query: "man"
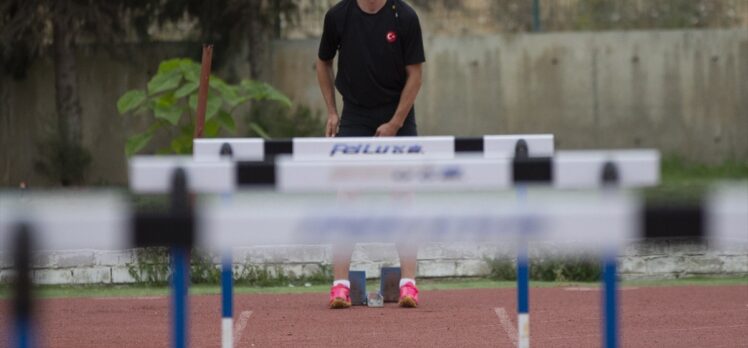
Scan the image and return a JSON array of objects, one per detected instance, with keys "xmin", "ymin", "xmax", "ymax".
[{"xmin": 316, "ymin": 0, "xmax": 425, "ymax": 308}]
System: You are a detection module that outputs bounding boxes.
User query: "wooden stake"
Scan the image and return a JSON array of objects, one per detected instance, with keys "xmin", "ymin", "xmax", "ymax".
[{"xmin": 195, "ymin": 44, "xmax": 213, "ymax": 138}]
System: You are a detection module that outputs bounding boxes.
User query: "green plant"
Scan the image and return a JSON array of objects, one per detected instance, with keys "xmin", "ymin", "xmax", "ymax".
[
  {"xmin": 125, "ymin": 246, "xmax": 333, "ymax": 287},
  {"xmin": 234, "ymin": 265, "xmax": 289, "ymax": 287},
  {"xmin": 190, "ymin": 251, "xmax": 222, "ymax": 284},
  {"xmin": 485, "ymin": 254, "xmax": 601, "ymax": 282},
  {"xmin": 126, "ymin": 248, "xmax": 170, "ymax": 285},
  {"xmin": 484, "ymin": 256, "xmax": 517, "ymax": 280},
  {"xmin": 117, "ymin": 58, "xmax": 291, "ymax": 156}
]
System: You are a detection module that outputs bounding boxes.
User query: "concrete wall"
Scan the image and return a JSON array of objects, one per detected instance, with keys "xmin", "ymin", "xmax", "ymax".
[
  {"xmin": 2, "ymin": 242, "xmax": 746, "ymax": 285},
  {"xmin": 270, "ymin": 29, "xmax": 748, "ymax": 162},
  {"xmin": 282, "ymin": 0, "xmax": 748, "ymax": 39}
]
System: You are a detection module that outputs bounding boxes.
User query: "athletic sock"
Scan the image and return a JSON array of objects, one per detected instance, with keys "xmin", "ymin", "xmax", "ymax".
[
  {"xmin": 333, "ymin": 279, "xmax": 351, "ymax": 288},
  {"xmin": 399, "ymin": 278, "xmax": 416, "ymax": 287}
]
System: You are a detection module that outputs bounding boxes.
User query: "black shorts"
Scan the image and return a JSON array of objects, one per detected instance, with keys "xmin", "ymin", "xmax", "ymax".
[{"xmin": 337, "ymin": 102, "xmax": 418, "ymax": 137}]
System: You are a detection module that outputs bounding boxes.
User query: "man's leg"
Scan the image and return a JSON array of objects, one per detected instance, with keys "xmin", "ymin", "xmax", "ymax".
[
  {"xmin": 396, "ymin": 243, "xmax": 419, "ymax": 307},
  {"xmin": 330, "ymin": 243, "xmax": 355, "ymax": 309}
]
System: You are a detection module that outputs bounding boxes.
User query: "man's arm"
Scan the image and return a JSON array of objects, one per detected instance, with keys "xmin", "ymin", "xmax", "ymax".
[
  {"xmin": 375, "ymin": 63, "xmax": 423, "ymax": 137},
  {"xmin": 317, "ymin": 58, "xmax": 339, "ymax": 137}
]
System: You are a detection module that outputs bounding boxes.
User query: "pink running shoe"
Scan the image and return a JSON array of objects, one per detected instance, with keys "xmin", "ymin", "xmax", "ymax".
[
  {"xmin": 329, "ymin": 284, "xmax": 351, "ymax": 309},
  {"xmin": 398, "ymin": 281, "xmax": 419, "ymax": 308}
]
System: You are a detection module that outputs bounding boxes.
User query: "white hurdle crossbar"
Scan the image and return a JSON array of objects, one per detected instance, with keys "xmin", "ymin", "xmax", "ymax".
[{"xmin": 193, "ymin": 135, "xmax": 555, "ymax": 162}]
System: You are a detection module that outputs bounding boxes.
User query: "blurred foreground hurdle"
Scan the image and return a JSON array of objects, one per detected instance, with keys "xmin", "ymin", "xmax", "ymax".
[{"xmin": 2, "ymin": 184, "xmax": 746, "ymax": 348}]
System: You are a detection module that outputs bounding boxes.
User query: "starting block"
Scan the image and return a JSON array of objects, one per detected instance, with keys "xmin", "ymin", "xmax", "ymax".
[
  {"xmin": 349, "ymin": 271, "xmax": 367, "ymax": 306},
  {"xmin": 380, "ymin": 267, "xmax": 402, "ymax": 303}
]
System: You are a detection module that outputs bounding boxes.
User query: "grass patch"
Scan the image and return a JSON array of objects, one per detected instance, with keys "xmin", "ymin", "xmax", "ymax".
[
  {"xmin": 623, "ymin": 277, "xmax": 748, "ymax": 288},
  {"xmin": 1, "ymin": 277, "xmax": 744, "ymax": 300},
  {"xmin": 485, "ymin": 255, "xmax": 602, "ymax": 282},
  {"xmin": 647, "ymin": 156, "xmax": 748, "ymax": 201}
]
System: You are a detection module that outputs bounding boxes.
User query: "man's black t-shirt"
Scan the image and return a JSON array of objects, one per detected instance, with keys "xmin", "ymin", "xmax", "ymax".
[{"xmin": 318, "ymin": 0, "xmax": 425, "ymax": 109}]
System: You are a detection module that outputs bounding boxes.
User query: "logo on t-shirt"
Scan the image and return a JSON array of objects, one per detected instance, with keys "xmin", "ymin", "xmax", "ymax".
[{"xmin": 386, "ymin": 31, "xmax": 398, "ymax": 43}]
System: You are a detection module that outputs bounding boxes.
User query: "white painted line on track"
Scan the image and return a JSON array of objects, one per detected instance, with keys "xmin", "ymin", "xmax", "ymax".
[
  {"xmin": 233, "ymin": 310, "xmax": 253, "ymax": 346},
  {"xmin": 93, "ymin": 296, "xmax": 164, "ymax": 300},
  {"xmin": 494, "ymin": 307, "xmax": 518, "ymax": 346},
  {"xmin": 563, "ymin": 287, "xmax": 639, "ymax": 291}
]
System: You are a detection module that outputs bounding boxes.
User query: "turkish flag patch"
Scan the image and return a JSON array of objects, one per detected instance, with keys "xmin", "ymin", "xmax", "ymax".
[{"xmin": 386, "ymin": 31, "xmax": 397, "ymax": 43}]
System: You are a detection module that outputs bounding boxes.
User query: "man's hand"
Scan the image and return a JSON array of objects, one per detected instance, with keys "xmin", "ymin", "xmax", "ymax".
[
  {"xmin": 375, "ymin": 121, "xmax": 401, "ymax": 137},
  {"xmin": 325, "ymin": 113, "xmax": 339, "ymax": 137}
]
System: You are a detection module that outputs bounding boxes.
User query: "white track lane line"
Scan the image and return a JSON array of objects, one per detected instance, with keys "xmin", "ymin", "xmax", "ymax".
[
  {"xmin": 232, "ymin": 310, "xmax": 253, "ymax": 346},
  {"xmin": 494, "ymin": 307, "xmax": 519, "ymax": 346}
]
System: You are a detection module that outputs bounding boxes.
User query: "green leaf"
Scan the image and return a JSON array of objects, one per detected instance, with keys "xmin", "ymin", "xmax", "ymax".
[
  {"xmin": 117, "ymin": 90, "xmax": 147, "ymax": 114},
  {"xmin": 240, "ymin": 80, "xmax": 292, "ymax": 108},
  {"xmin": 220, "ymin": 85, "xmax": 244, "ymax": 107},
  {"xmin": 170, "ymin": 139, "xmax": 183, "ymax": 153},
  {"xmin": 216, "ymin": 110, "xmax": 236, "ymax": 133},
  {"xmin": 204, "ymin": 119, "xmax": 221, "ymax": 137},
  {"xmin": 180, "ymin": 60, "xmax": 201, "ymax": 82},
  {"xmin": 260, "ymin": 83, "xmax": 292, "ymax": 107},
  {"xmin": 158, "ymin": 58, "xmax": 188, "ymax": 74},
  {"xmin": 133, "ymin": 104, "xmax": 150, "ymax": 116},
  {"xmin": 125, "ymin": 130, "xmax": 155, "ymax": 157},
  {"xmin": 205, "ymin": 93, "xmax": 222, "ymax": 120},
  {"xmin": 180, "ymin": 124, "xmax": 195, "ymax": 137},
  {"xmin": 265, "ymin": 91, "xmax": 292, "ymax": 108},
  {"xmin": 188, "ymin": 92, "xmax": 222, "ymax": 120},
  {"xmin": 147, "ymin": 70, "xmax": 182, "ymax": 95},
  {"xmin": 174, "ymin": 81, "xmax": 199, "ymax": 98},
  {"xmin": 154, "ymin": 106, "xmax": 183, "ymax": 126},
  {"xmin": 248, "ymin": 122, "xmax": 271, "ymax": 139},
  {"xmin": 240, "ymin": 80, "xmax": 264, "ymax": 97},
  {"xmin": 153, "ymin": 92, "xmax": 176, "ymax": 108},
  {"xmin": 210, "ymin": 78, "xmax": 244, "ymax": 107},
  {"xmin": 189, "ymin": 94, "xmax": 198, "ymax": 111},
  {"xmin": 169, "ymin": 133, "xmax": 193, "ymax": 155},
  {"xmin": 209, "ymin": 76, "xmax": 228, "ymax": 90},
  {"xmin": 151, "ymin": 95, "xmax": 182, "ymax": 125}
]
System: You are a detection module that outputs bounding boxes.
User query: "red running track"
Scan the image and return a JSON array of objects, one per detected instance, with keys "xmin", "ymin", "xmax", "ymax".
[{"xmin": 1, "ymin": 285, "xmax": 747, "ymax": 347}]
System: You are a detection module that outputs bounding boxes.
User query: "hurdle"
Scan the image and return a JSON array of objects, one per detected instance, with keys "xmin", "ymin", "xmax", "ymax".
[
  {"xmin": 195, "ymin": 135, "xmax": 662, "ymax": 347},
  {"xmin": 2, "ymin": 183, "xmax": 746, "ymax": 348},
  {"xmin": 194, "ymin": 135, "xmax": 554, "ymax": 348},
  {"xmin": 133, "ymin": 145, "xmax": 659, "ymax": 348}
]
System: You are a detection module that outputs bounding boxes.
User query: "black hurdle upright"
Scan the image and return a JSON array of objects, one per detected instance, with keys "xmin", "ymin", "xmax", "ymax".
[
  {"xmin": 513, "ymin": 139, "xmax": 534, "ymax": 348},
  {"xmin": 134, "ymin": 167, "xmax": 194, "ymax": 348},
  {"xmin": 601, "ymin": 160, "xmax": 621, "ymax": 348},
  {"xmin": 10, "ymin": 223, "xmax": 34, "ymax": 348},
  {"xmin": 219, "ymin": 143, "xmax": 235, "ymax": 348}
]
